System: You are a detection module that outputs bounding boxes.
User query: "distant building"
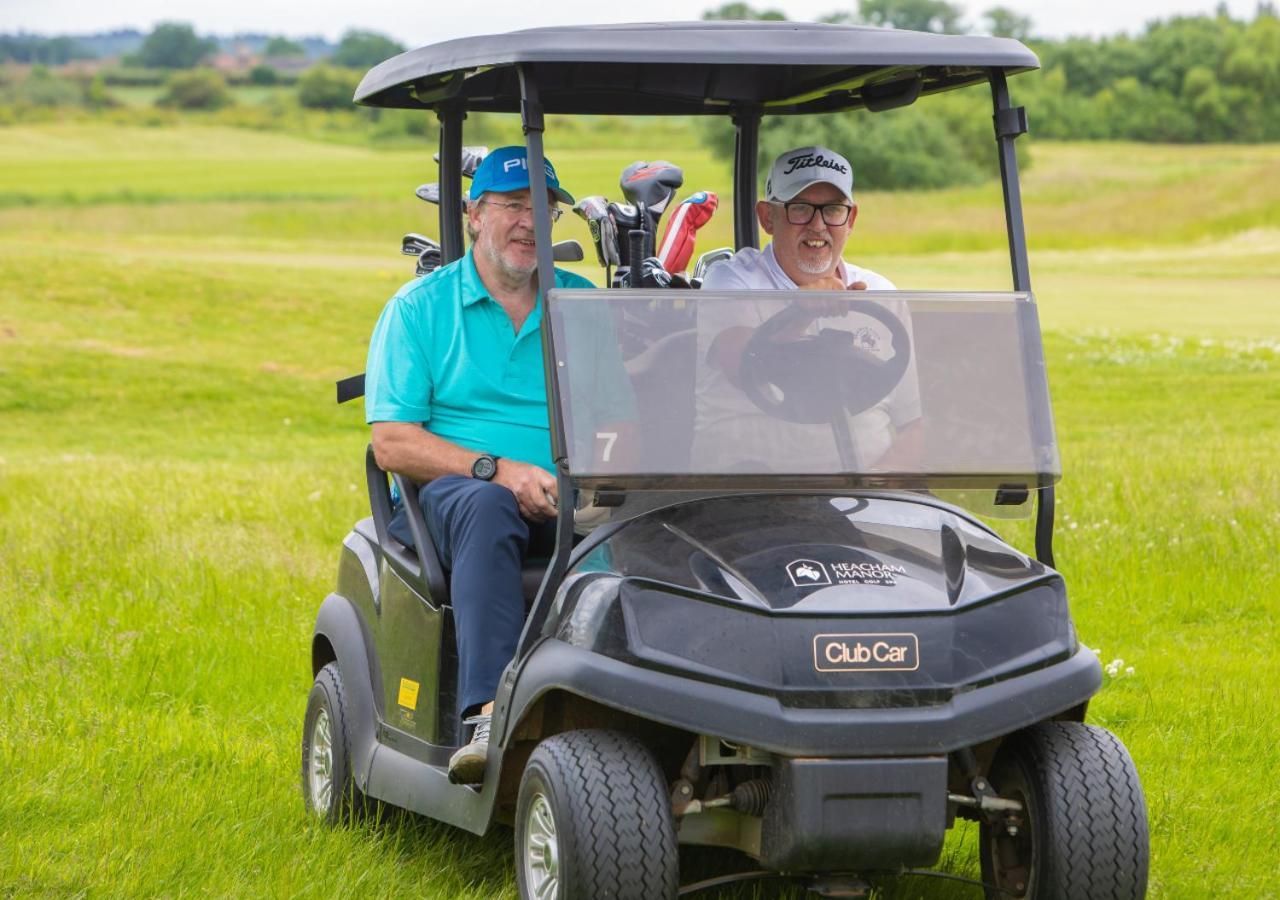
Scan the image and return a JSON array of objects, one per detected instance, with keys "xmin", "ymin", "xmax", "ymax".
[{"xmin": 210, "ymin": 43, "xmax": 259, "ymax": 74}]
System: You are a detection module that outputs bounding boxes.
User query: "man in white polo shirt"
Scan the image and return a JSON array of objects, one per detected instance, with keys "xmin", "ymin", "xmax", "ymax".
[{"xmin": 694, "ymin": 145, "xmax": 922, "ymax": 472}]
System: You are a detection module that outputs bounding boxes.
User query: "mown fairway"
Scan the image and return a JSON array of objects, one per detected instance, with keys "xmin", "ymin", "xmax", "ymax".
[{"xmin": 1, "ymin": 122, "xmax": 1278, "ymax": 898}]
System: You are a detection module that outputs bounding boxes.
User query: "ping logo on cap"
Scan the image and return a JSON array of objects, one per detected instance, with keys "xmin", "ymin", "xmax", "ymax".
[{"xmin": 500, "ymin": 157, "xmax": 558, "ymax": 178}]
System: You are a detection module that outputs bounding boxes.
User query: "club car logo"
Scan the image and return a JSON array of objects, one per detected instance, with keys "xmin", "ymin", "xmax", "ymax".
[
  {"xmin": 813, "ymin": 633, "xmax": 920, "ymax": 672},
  {"xmin": 787, "ymin": 559, "xmax": 832, "ymax": 587}
]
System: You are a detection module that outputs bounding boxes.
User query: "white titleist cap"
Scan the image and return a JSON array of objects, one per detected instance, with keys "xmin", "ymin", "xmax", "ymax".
[{"xmin": 764, "ymin": 145, "xmax": 854, "ymax": 202}]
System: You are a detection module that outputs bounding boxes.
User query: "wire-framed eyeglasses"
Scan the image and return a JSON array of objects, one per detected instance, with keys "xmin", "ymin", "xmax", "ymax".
[
  {"xmin": 777, "ymin": 201, "xmax": 853, "ymax": 227},
  {"xmin": 478, "ymin": 199, "xmax": 563, "ymax": 223}
]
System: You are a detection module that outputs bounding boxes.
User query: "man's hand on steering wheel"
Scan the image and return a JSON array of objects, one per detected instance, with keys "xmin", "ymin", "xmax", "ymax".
[
  {"xmin": 739, "ymin": 297, "xmax": 912, "ymax": 423},
  {"xmin": 795, "ymin": 279, "xmax": 869, "ymax": 320}
]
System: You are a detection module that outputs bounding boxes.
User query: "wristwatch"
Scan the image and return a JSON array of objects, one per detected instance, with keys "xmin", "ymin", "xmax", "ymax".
[{"xmin": 471, "ymin": 454, "xmax": 500, "ymax": 481}]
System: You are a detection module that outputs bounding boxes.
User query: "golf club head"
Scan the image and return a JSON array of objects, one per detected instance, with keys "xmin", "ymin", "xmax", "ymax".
[
  {"xmin": 552, "ymin": 240, "xmax": 585, "ymax": 263},
  {"xmin": 617, "ymin": 256, "xmax": 674, "ymax": 289},
  {"xmin": 620, "ymin": 160, "xmax": 684, "ymax": 217},
  {"xmin": 608, "ymin": 201, "xmax": 648, "ymax": 270},
  {"xmin": 590, "ymin": 217, "xmax": 621, "ymax": 267},
  {"xmin": 606, "ymin": 201, "xmax": 640, "ymax": 230},
  {"xmin": 415, "ymin": 245, "xmax": 442, "ymax": 276},
  {"xmin": 692, "ymin": 246, "xmax": 734, "ymax": 281},
  {"xmin": 415, "ymin": 182, "xmax": 472, "ymax": 210},
  {"xmin": 635, "ymin": 256, "xmax": 672, "ymax": 288},
  {"xmin": 402, "ymin": 232, "xmax": 436, "ymax": 256},
  {"xmin": 574, "ymin": 196, "xmax": 620, "ymax": 267},
  {"xmin": 573, "ymin": 195, "xmax": 610, "ymax": 222},
  {"xmin": 433, "ymin": 146, "xmax": 490, "ymax": 179}
]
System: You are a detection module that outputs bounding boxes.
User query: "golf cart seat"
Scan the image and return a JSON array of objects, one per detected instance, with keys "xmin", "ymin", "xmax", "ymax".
[
  {"xmin": 625, "ymin": 328, "xmax": 696, "ymax": 470},
  {"xmin": 361, "ymin": 443, "xmax": 548, "ymax": 606},
  {"xmin": 353, "ymin": 516, "xmax": 546, "ymax": 605}
]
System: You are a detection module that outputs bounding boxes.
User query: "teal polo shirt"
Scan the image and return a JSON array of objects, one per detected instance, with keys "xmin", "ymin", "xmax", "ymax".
[{"xmin": 364, "ymin": 250, "xmax": 598, "ymax": 474}]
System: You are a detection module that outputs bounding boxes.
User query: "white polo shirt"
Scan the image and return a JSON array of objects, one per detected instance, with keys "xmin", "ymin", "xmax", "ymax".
[
  {"xmin": 694, "ymin": 244, "xmax": 920, "ymax": 471},
  {"xmin": 700, "ymin": 243, "xmax": 895, "ymax": 292}
]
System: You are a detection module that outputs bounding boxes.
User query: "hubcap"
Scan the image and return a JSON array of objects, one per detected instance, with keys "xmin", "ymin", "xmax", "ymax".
[
  {"xmin": 523, "ymin": 792, "xmax": 560, "ymax": 900},
  {"xmin": 309, "ymin": 708, "xmax": 334, "ymax": 815}
]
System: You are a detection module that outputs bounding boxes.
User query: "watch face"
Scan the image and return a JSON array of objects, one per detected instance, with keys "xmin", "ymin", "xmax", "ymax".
[{"xmin": 473, "ymin": 456, "xmax": 497, "ymax": 480}]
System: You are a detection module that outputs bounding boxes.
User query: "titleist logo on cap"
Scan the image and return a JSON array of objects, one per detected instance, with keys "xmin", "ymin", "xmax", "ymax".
[{"xmin": 782, "ymin": 152, "xmax": 849, "ymax": 176}]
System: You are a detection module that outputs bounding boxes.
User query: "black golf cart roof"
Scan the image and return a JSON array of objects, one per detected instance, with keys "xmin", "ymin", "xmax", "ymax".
[{"xmin": 355, "ymin": 21, "xmax": 1038, "ymax": 115}]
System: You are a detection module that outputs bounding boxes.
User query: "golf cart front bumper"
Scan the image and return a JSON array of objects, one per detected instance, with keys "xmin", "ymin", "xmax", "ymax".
[
  {"xmin": 761, "ymin": 755, "xmax": 948, "ymax": 871},
  {"xmin": 509, "ymin": 639, "xmax": 1101, "ymax": 758}
]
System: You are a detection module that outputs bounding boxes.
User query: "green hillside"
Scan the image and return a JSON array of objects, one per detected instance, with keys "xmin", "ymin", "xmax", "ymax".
[{"xmin": 1, "ymin": 123, "xmax": 1277, "ymax": 898}]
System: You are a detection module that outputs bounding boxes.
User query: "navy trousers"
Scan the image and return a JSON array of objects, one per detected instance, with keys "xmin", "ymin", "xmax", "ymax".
[{"xmin": 388, "ymin": 475, "xmax": 556, "ymax": 717}]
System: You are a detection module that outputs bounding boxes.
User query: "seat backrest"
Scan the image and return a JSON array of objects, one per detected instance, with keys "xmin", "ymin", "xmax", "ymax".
[{"xmin": 625, "ymin": 328, "xmax": 697, "ymax": 470}]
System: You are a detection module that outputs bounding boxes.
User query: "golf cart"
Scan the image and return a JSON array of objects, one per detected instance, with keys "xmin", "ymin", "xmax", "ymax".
[{"xmin": 304, "ymin": 21, "xmax": 1149, "ymax": 899}]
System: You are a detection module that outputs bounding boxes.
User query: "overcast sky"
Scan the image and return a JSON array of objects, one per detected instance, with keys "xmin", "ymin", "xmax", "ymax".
[{"xmin": 1, "ymin": 0, "xmax": 1264, "ymax": 43}]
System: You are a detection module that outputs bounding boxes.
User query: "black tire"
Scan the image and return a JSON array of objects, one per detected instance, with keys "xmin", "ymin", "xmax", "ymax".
[
  {"xmin": 301, "ymin": 662, "xmax": 368, "ymax": 823},
  {"xmin": 980, "ymin": 722, "xmax": 1149, "ymax": 900},
  {"xmin": 515, "ymin": 730, "xmax": 679, "ymax": 900}
]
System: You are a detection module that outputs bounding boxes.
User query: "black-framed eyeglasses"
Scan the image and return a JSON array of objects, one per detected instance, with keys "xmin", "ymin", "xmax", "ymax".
[
  {"xmin": 478, "ymin": 199, "xmax": 563, "ymax": 223},
  {"xmin": 778, "ymin": 201, "xmax": 853, "ymax": 227}
]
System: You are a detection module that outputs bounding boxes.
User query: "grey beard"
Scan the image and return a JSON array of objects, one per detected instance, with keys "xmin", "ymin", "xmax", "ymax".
[
  {"xmin": 795, "ymin": 251, "xmax": 834, "ymax": 276},
  {"xmin": 480, "ymin": 235, "xmax": 536, "ymax": 282}
]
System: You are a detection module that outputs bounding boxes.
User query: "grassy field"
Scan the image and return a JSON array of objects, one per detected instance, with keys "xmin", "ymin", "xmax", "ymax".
[{"xmin": 1, "ymin": 122, "xmax": 1278, "ymax": 898}]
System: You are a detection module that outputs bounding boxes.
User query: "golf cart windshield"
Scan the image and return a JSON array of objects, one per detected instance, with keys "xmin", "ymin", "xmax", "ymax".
[{"xmin": 548, "ymin": 289, "xmax": 1058, "ymax": 496}]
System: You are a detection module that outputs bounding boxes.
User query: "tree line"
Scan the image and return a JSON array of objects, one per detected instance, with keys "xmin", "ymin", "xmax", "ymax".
[
  {"xmin": 0, "ymin": 23, "xmax": 404, "ymax": 71},
  {"xmin": 704, "ymin": 1, "xmax": 1280, "ymax": 144},
  {"xmin": 699, "ymin": 1, "xmax": 1280, "ymax": 188},
  {"xmin": 5, "ymin": 7, "xmax": 1279, "ymax": 188}
]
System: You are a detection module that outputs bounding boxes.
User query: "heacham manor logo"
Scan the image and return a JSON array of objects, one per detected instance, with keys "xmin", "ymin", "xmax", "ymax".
[
  {"xmin": 813, "ymin": 633, "xmax": 921, "ymax": 672},
  {"xmin": 786, "ymin": 558, "xmax": 906, "ymax": 588},
  {"xmin": 786, "ymin": 559, "xmax": 832, "ymax": 587}
]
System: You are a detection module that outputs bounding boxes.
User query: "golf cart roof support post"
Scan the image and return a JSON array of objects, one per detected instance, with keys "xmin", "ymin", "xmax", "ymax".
[
  {"xmin": 518, "ymin": 66, "xmax": 556, "ymax": 307},
  {"xmin": 732, "ymin": 106, "xmax": 761, "ymax": 250},
  {"xmin": 436, "ymin": 104, "xmax": 466, "ymax": 263},
  {"xmin": 989, "ymin": 68, "xmax": 1055, "ymax": 568},
  {"xmin": 989, "ymin": 70, "xmax": 1030, "ymax": 293},
  {"xmin": 516, "ymin": 63, "xmax": 575, "ymax": 663}
]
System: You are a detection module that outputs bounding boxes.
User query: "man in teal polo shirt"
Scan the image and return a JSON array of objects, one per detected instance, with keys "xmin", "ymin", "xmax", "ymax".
[{"xmin": 364, "ymin": 145, "xmax": 593, "ymax": 784}]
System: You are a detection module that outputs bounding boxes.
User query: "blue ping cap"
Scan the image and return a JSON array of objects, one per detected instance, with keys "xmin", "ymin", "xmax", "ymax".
[{"xmin": 470, "ymin": 145, "xmax": 574, "ymax": 206}]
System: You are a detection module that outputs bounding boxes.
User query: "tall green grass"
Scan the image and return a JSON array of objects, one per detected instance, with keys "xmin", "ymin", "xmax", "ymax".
[{"xmin": 1, "ymin": 123, "xmax": 1278, "ymax": 898}]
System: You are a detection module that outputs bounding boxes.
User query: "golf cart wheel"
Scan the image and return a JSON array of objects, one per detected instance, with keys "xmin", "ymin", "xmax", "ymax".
[
  {"xmin": 980, "ymin": 722, "xmax": 1149, "ymax": 900},
  {"xmin": 301, "ymin": 662, "xmax": 368, "ymax": 823},
  {"xmin": 515, "ymin": 730, "xmax": 678, "ymax": 900}
]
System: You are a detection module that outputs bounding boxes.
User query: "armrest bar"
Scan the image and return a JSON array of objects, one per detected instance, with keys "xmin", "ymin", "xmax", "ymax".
[
  {"xmin": 391, "ymin": 472, "xmax": 450, "ymax": 603},
  {"xmin": 365, "ymin": 443, "xmax": 393, "ymax": 549}
]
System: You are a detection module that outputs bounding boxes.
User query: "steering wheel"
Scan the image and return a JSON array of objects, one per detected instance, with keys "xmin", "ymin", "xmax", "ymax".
[{"xmin": 739, "ymin": 299, "xmax": 911, "ymax": 424}]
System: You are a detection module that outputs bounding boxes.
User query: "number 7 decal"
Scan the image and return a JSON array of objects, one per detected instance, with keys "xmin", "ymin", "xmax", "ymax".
[{"xmin": 595, "ymin": 431, "xmax": 618, "ymax": 462}]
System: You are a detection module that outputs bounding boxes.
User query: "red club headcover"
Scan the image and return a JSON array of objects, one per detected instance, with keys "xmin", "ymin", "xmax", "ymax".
[{"xmin": 657, "ymin": 191, "xmax": 719, "ymax": 274}]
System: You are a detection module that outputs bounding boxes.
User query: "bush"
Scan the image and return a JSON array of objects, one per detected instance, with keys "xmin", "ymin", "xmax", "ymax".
[
  {"xmin": 99, "ymin": 67, "xmax": 168, "ymax": 87},
  {"xmin": 13, "ymin": 66, "xmax": 81, "ymax": 107},
  {"xmin": 133, "ymin": 23, "xmax": 218, "ymax": 69},
  {"xmin": 701, "ymin": 89, "xmax": 1004, "ymax": 192},
  {"xmin": 156, "ymin": 69, "xmax": 232, "ymax": 110},
  {"xmin": 330, "ymin": 30, "xmax": 404, "ymax": 69},
  {"xmin": 766, "ymin": 105, "xmax": 998, "ymax": 191},
  {"xmin": 296, "ymin": 66, "xmax": 358, "ymax": 110},
  {"xmin": 248, "ymin": 65, "xmax": 278, "ymax": 86}
]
